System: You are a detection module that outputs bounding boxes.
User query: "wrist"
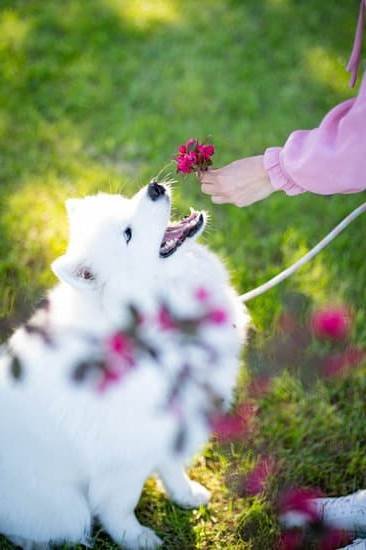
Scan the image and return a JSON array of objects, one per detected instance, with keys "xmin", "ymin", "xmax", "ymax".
[{"xmin": 254, "ymin": 155, "xmax": 274, "ymax": 195}]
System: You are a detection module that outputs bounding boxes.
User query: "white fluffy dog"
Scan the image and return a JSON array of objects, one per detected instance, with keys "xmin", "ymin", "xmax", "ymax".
[{"xmin": 0, "ymin": 182, "xmax": 248, "ymax": 549}]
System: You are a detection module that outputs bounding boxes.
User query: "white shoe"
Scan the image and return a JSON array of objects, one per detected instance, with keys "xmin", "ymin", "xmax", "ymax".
[
  {"xmin": 313, "ymin": 491, "xmax": 366, "ymax": 534},
  {"xmin": 339, "ymin": 539, "xmax": 366, "ymax": 549}
]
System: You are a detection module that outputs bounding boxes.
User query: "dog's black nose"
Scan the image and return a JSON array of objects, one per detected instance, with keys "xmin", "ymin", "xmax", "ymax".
[{"xmin": 148, "ymin": 182, "xmax": 166, "ymax": 201}]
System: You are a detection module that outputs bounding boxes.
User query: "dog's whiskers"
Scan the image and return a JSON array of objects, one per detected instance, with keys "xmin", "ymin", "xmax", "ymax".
[{"xmin": 152, "ymin": 162, "xmax": 175, "ymax": 184}]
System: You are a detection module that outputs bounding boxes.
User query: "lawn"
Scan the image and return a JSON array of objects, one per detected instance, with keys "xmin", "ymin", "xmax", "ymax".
[{"xmin": 0, "ymin": 0, "xmax": 365, "ymax": 548}]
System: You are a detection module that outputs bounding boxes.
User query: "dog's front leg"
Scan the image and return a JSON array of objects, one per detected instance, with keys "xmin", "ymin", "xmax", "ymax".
[
  {"xmin": 89, "ymin": 468, "xmax": 162, "ymax": 549},
  {"xmin": 158, "ymin": 462, "xmax": 211, "ymax": 509}
]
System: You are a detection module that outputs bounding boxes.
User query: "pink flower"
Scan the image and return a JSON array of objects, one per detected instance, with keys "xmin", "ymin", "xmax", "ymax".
[
  {"xmin": 104, "ymin": 331, "xmax": 136, "ymax": 390},
  {"xmin": 311, "ymin": 307, "xmax": 351, "ymax": 341},
  {"xmin": 279, "ymin": 531, "xmax": 303, "ymax": 550},
  {"xmin": 108, "ymin": 332, "xmax": 132, "ymax": 355},
  {"xmin": 107, "ymin": 331, "xmax": 135, "ymax": 361},
  {"xmin": 97, "ymin": 367, "xmax": 123, "ymax": 393},
  {"xmin": 322, "ymin": 353, "xmax": 348, "ymax": 378},
  {"xmin": 186, "ymin": 151, "xmax": 199, "ymax": 165},
  {"xmin": 211, "ymin": 413, "xmax": 246, "ymax": 442},
  {"xmin": 177, "ymin": 157, "xmax": 194, "ymax": 174},
  {"xmin": 242, "ymin": 456, "xmax": 275, "ymax": 496},
  {"xmin": 322, "ymin": 347, "xmax": 365, "ymax": 378},
  {"xmin": 211, "ymin": 403, "xmax": 256, "ymax": 442},
  {"xmin": 157, "ymin": 305, "xmax": 176, "ymax": 331},
  {"xmin": 345, "ymin": 346, "xmax": 365, "ymax": 366},
  {"xmin": 206, "ymin": 308, "xmax": 228, "ymax": 325},
  {"xmin": 279, "ymin": 487, "xmax": 323, "ymax": 523},
  {"xmin": 194, "ymin": 287, "xmax": 210, "ymax": 303},
  {"xmin": 175, "ymin": 139, "xmax": 215, "ymax": 174},
  {"xmin": 198, "ymin": 144, "xmax": 215, "ymax": 159}
]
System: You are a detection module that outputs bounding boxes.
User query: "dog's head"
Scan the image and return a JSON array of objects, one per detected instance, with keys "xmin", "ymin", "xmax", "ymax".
[{"xmin": 52, "ymin": 183, "xmax": 207, "ymax": 311}]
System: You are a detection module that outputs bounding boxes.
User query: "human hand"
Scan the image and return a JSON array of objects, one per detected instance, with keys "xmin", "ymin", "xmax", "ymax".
[{"xmin": 199, "ymin": 155, "xmax": 275, "ymax": 207}]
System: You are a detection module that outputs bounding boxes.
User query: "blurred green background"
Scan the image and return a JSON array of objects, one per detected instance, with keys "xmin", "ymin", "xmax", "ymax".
[{"xmin": 0, "ymin": 1, "xmax": 365, "ymax": 548}]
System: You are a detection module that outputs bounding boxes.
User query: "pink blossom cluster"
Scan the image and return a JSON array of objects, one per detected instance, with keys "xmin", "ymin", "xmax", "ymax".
[
  {"xmin": 175, "ymin": 138, "xmax": 215, "ymax": 174},
  {"xmin": 279, "ymin": 488, "xmax": 350, "ymax": 550},
  {"xmin": 311, "ymin": 307, "xmax": 351, "ymax": 341},
  {"xmin": 157, "ymin": 288, "xmax": 227, "ymax": 332},
  {"xmin": 211, "ymin": 403, "xmax": 256, "ymax": 442},
  {"xmin": 242, "ymin": 456, "xmax": 275, "ymax": 496},
  {"xmin": 93, "ymin": 287, "xmax": 229, "ymax": 393},
  {"xmin": 99, "ymin": 332, "xmax": 136, "ymax": 392}
]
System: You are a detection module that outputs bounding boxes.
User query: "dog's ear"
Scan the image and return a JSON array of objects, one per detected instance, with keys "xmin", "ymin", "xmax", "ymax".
[{"xmin": 51, "ymin": 255, "xmax": 96, "ymax": 290}]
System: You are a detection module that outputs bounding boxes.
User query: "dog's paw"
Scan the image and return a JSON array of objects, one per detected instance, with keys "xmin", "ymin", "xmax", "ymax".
[
  {"xmin": 173, "ymin": 480, "xmax": 211, "ymax": 509},
  {"xmin": 122, "ymin": 526, "xmax": 163, "ymax": 550}
]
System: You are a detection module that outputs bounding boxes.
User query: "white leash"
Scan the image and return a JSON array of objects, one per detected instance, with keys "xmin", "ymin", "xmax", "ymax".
[{"xmin": 239, "ymin": 202, "xmax": 366, "ymax": 303}]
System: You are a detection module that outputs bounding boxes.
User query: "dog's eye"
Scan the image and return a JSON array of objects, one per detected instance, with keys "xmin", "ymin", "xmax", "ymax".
[{"xmin": 123, "ymin": 227, "xmax": 132, "ymax": 244}]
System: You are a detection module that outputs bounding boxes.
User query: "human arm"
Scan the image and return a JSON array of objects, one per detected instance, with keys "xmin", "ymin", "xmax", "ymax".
[{"xmin": 200, "ymin": 74, "xmax": 366, "ymax": 205}]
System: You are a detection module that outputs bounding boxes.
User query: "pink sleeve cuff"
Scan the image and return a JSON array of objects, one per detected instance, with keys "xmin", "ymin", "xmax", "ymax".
[{"xmin": 263, "ymin": 147, "xmax": 304, "ymax": 196}]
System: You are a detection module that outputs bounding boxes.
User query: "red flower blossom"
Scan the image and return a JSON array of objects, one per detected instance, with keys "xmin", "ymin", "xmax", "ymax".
[
  {"xmin": 211, "ymin": 413, "xmax": 246, "ymax": 442},
  {"xmin": 311, "ymin": 307, "xmax": 351, "ymax": 341},
  {"xmin": 279, "ymin": 530, "xmax": 303, "ymax": 550},
  {"xmin": 175, "ymin": 138, "xmax": 215, "ymax": 174},
  {"xmin": 177, "ymin": 157, "xmax": 194, "ymax": 174},
  {"xmin": 97, "ymin": 367, "xmax": 123, "ymax": 393},
  {"xmin": 206, "ymin": 308, "xmax": 228, "ymax": 325},
  {"xmin": 322, "ymin": 346, "xmax": 365, "ymax": 378},
  {"xmin": 157, "ymin": 305, "xmax": 177, "ymax": 331},
  {"xmin": 279, "ymin": 487, "xmax": 323, "ymax": 524},
  {"xmin": 211, "ymin": 403, "xmax": 256, "ymax": 442},
  {"xmin": 346, "ymin": 347, "xmax": 366, "ymax": 373},
  {"xmin": 242, "ymin": 456, "xmax": 275, "ymax": 496},
  {"xmin": 108, "ymin": 332, "xmax": 133, "ymax": 356},
  {"xmin": 102, "ymin": 331, "xmax": 137, "ymax": 391},
  {"xmin": 198, "ymin": 143, "xmax": 215, "ymax": 160},
  {"xmin": 194, "ymin": 287, "xmax": 210, "ymax": 303}
]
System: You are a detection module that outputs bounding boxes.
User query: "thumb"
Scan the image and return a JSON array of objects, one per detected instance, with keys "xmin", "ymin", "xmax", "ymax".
[{"xmin": 198, "ymin": 168, "xmax": 217, "ymax": 183}]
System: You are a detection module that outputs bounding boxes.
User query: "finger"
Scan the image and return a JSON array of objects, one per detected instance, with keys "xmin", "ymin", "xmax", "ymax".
[
  {"xmin": 201, "ymin": 183, "xmax": 220, "ymax": 195},
  {"xmin": 211, "ymin": 195, "xmax": 229, "ymax": 204},
  {"xmin": 199, "ymin": 169, "xmax": 217, "ymax": 183}
]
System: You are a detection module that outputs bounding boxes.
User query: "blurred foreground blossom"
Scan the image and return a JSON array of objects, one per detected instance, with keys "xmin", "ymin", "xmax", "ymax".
[
  {"xmin": 322, "ymin": 347, "xmax": 366, "ymax": 378},
  {"xmin": 241, "ymin": 455, "xmax": 276, "ymax": 496},
  {"xmin": 279, "ymin": 487, "xmax": 351, "ymax": 550},
  {"xmin": 311, "ymin": 307, "xmax": 351, "ymax": 341},
  {"xmin": 279, "ymin": 487, "xmax": 323, "ymax": 525},
  {"xmin": 211, "ymin": 403, "xmax": 257, "ymax": 442},
  {"xmin": 247, "ymin": 294, "xmax": 365, "ymax": 388}
]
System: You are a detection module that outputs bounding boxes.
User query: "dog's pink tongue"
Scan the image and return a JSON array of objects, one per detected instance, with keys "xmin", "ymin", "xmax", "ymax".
[
  {"xmin": 164, "ymin": 212, "xmax": 198, "ymax": 240},
  {"xmin": 164, "ymin": 227, "xmax": 184, "ymax": 239}
]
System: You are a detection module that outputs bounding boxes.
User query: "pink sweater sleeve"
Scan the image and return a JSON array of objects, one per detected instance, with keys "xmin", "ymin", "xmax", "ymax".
[{"xmin": 263, "ymin": 73, "xmax": 366, "ymax": 196}]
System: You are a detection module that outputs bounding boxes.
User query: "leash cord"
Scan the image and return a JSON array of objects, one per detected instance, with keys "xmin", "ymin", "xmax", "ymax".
[{"xmin": 239, "ymin": 202, "xmax": 366, "ymax": 303}]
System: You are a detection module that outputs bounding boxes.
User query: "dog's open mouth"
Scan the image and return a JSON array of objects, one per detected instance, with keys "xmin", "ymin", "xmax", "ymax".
[{"xmin": 160, "ymin": 210, "xmax": 205, "ymax": 258}]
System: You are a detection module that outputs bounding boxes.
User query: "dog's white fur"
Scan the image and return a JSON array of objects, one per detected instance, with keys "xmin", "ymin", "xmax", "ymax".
[{"xmin": 0, "ymin": 185, "xmax": 248, "ymax": 549}]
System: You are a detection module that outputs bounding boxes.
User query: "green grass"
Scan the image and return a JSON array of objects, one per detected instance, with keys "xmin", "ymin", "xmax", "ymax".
[{"xmin": 0, "ymin": 0, "xmax": 365, "ymax": 548}]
